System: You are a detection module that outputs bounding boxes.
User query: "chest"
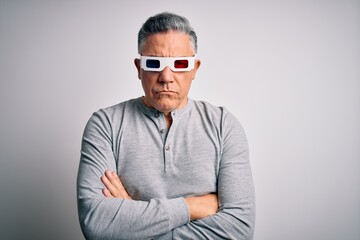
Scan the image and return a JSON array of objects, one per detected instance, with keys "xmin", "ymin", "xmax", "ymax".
[{"xmin": 113, "ymin": 116, "xmax": 221, "ymax": 200}]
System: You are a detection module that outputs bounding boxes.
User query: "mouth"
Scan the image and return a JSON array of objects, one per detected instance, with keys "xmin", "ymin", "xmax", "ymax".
[{"xmin": 155, "ymin": 90, "xmax": 177, "ymax": 94}]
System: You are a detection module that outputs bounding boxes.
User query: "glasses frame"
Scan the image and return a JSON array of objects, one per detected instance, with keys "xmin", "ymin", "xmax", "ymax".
[{"xmin": 140, "ymin": 56, "xmax": 196, "ymax": 72}]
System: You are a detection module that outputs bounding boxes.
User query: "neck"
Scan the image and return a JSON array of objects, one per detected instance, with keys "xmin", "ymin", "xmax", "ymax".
[
  {"xmin": 142, "ymin": 97, "xmax": 175, "ymax": 128},
  {"xmin": 164, "ymin": 112, "xmax": 173, "ymax": 128}
]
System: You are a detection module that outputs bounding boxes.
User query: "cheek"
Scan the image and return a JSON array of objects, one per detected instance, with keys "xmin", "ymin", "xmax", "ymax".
[
  {"xmin": 178, "ymin": 76, "xmax": 193, "ymax": 93},
  {"xmin": 141, "ymin": 80, "xmax": 152, "ymax": 94},
  {"xmin": 141, "ymin": 74, "xmax": 158, "ymax": 94}
]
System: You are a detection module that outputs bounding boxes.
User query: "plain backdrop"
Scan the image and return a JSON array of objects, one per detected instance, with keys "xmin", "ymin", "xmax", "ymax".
[{"xmin": 0, "ymin": 0, "xmax": 359, "ymax": 239}]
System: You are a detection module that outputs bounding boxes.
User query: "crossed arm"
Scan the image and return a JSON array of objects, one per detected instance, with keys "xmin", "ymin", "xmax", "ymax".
[
  {"xmin": 101, "ymin": 170, "xmax": 218, "ymax": 221},
  {"xmin": 77, "ymin": 110, "xmax": 255, "ymax": 239}
]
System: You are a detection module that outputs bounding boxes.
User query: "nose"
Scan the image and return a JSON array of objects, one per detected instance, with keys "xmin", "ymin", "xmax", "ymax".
[{"xmin": 158, "ymin": 66, "xmax": 174, "ymax": 83}]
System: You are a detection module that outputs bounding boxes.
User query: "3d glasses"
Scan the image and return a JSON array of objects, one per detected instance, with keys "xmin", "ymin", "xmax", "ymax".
[{"xmin": 140, "ymin": 56, "xmax": 195, "ymax": 72}]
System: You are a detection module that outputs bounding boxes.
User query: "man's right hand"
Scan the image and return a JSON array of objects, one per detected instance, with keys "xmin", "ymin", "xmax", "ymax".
[{"xmin": 184, "ymin": 194, "xmax": 218, "ymax": 221}]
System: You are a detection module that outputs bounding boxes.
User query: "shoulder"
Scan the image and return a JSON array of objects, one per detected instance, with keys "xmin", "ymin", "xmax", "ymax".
[
  {"xmin": 191, "ymin": 99, "xmax": 246, "ymax": 136},
  {"xmin": 85, "ymin": 98, "xmax": 140, "ymax": 131},
  {"xmin": 192, "ymin": 99, "xmax": 238, "ymax": 123},
  {"xmin": 92, "ymin": 97, "xmax": 139, "ymax": 119}
]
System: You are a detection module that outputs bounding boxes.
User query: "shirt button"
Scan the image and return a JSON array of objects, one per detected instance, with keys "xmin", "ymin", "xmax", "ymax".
[
  {"xmin": 160, "ymin": 129, "xmax": 165, "ymax": 134},
  {"xmin": 165, "ymin": 145, "xmax": 170, "ymax": 151},
  {"xmin": 155, "ymin": 112, "xmax": 160, "ymax": 118}
]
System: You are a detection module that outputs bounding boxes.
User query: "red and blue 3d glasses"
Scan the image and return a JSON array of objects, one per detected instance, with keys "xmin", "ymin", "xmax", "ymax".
[{"xmin": 140, "ymin": 56, "xmax": 195, "ymax": 72}]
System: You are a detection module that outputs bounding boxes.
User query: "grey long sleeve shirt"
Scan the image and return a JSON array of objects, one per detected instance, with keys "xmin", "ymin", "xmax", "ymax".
[{"xmin": 77, "ymin": 97, "xmax": 255, "ymax": 239}]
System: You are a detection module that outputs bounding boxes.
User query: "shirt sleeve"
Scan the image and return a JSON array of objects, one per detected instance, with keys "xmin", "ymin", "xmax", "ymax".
[
  {"xmin": 77, "ymin": 110, "xmax": 190, "ymax": 240},
  {"xmin": 163, "ymin": 110, "xmax": 256, "ymax": 239}
]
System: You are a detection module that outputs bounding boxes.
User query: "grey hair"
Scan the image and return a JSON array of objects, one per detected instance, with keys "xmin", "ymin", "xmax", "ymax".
[{"xmin": 137, "ymin": 12, "xmax": 198, "ymax": 54}]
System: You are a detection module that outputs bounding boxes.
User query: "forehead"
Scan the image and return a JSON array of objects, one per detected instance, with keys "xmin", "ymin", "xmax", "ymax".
[{"xmin": 141, "ymin": 30, "xmax": 194, "ymax": 57}]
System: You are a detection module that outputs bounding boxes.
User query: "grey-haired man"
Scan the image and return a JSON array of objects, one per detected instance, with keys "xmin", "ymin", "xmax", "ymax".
[{"xmin": 77, "ymin": 12, "xmax": 255, "ymax": 239}]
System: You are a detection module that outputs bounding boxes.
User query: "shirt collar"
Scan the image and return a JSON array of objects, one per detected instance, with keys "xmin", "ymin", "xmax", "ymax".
[{"xmin": 136, "ymin": 96, "xmax": 193, "ymax": 118}]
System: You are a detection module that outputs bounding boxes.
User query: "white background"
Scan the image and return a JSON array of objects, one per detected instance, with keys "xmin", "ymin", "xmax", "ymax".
[{"xmin": 0, "ymin": 0, "xmax": 359, "ymax": 239}]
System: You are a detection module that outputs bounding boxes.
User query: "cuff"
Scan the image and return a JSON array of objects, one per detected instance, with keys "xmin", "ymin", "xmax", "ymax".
[{"xmin": 162, "ymin": 197, "xmax": 190, "ymax": 231}]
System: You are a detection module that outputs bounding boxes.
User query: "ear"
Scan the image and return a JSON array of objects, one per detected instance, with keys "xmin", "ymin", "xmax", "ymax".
[
  {"xmin": 191, "ymin": 59, "xmax": 201, "ymax": 80},
  {"xmin": 134, "ymin": 58, "xmax": 141, "ymax": 80}
]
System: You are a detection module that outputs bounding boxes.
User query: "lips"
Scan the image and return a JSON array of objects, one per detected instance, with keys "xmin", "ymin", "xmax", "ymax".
[{"xmin": 154, "ymin": 90, "xmax": 177, "ymax": 94}]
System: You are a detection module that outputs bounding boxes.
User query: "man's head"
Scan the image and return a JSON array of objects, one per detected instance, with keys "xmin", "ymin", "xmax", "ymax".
[
  {"xmin": 134, "ymin": 12, "xmax": 201, "ymax": 115},
  {"xmin": 137, "ymin": 12, "xmax": 198, "ymax": 54}
]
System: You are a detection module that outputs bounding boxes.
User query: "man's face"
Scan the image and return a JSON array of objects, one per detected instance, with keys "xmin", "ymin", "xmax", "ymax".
[{"xmin": 134, "ymin": 30, "xmax": 200, "ymax": 114}]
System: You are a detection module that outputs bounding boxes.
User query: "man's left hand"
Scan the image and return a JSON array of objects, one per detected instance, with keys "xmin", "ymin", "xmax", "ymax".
[{"xmin": 101, "ymin": 170, "xmax": 132, "ymax": 199}]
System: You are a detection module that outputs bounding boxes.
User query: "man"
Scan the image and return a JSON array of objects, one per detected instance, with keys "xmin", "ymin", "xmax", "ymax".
[{"xmin": 77, "ymin": 12, "xmax": 255, "ymax": 239}]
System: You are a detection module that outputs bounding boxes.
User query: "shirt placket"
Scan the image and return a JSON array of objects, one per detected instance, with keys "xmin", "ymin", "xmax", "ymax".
[{"xmin": 158, "ymin": 111, "xmax": 177, "ymax": 173}]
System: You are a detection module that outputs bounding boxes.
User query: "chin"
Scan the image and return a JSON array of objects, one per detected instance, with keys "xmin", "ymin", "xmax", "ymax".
[
  {"xmin": 155, "ymin": 103, "xmax": 176, "ymax": 113},
  {"xmin": 152, "ymin": 99, "xmax": 177, "ymax": 112}
]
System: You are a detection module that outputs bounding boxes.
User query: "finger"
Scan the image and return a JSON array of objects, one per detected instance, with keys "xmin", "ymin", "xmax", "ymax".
[
  {"xmin": 102, "ymin": 171, "xmax": 132, "ymax": 199},
  {"xmin": 101, "ymin": 175, "xmax": 121, "ymax": 197},
  {"xmin": 106, "ymin": 171, "xmax": 131, "ymax": 199},
  {"xmin": 106, "ymin": 171, "xmax": 127, "ymax": 192},
  {"xmin": 100, "ymin": 174, "xmax": 111, "ymax": 189},
  {"xmin": 102, "ymin": 188, "xmax": 114, "ymax": 198}
]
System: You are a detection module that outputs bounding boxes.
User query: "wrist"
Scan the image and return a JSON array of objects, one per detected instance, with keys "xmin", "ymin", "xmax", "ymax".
[{"xmin": 184, "ymin": 194, "xmax": 218, "ymax": 221}]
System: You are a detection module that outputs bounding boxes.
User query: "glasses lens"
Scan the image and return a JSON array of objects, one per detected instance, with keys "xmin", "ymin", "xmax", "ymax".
[
  {"xmin": 146, "ymin": 59, "xmax": 160, "ymax": 68},
  {"xmin": 174, "ymin": 59, "xmax": 189, "ymax": 69}
]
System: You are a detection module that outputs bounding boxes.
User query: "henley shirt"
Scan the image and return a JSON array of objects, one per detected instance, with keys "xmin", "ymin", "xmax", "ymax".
[{"xmin": 77, "ymin": 97, "xmax": 255, "ymax": 239}]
